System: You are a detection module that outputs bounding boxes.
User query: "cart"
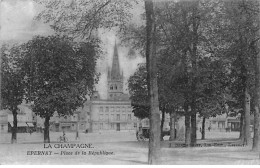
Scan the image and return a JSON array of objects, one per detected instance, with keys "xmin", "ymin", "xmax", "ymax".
[
  {"xmin": 136, "ymin": 126, "xmax": 149, "ymax": 141},
  {"xmin": 136, "ymin": 126, "xmax": 170, "ymax": 141}
]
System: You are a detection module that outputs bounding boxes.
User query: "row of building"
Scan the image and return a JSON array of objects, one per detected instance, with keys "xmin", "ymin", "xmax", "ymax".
[
  {"xmin": 0, "ymin": 42, "xmax": 140, "ymax": 133},
  {"xmin": 0, "ymin": 43, "xmax": 242, "ymax": 134}
]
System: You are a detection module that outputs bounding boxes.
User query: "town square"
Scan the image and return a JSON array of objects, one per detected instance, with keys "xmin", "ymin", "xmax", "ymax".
[{"xmin": 1, "ymin": 0, "xmax": 260, "ymax": 165}]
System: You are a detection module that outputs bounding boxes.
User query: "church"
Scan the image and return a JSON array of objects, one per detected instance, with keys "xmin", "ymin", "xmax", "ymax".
[{"xmin": 88, "ymin": 42, "xmax": 139, "ymax": 132}]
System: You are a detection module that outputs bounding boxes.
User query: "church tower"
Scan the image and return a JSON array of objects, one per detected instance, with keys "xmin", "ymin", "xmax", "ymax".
[{"xmin": 107, "ymin": 41, "xmax": 124, "ymax": 100}]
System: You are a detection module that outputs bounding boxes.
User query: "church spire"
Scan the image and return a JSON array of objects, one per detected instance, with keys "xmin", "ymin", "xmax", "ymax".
[{"xmin": 111, "ymin": 40, "xmax": 121, "ymax": 80}]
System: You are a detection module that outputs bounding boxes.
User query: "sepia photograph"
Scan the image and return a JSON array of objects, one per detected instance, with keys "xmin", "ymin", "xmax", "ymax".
[{"xmin": 0, "ymin": 0, "xmax": 260, "ymax": 165}]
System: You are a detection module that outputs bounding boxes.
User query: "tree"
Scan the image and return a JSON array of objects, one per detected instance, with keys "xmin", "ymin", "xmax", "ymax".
[
  {"xmin": 0, "ymin": 42, "xmax": 2, "ymax": 110},
  {"xmin": 155, "ymin": 0, "xmax": 230, "ymax": 146},
  {"xmin": 145, "ymin": 0, "xmax": 161, "ymax": 164},
  {"xmin": 35, "ymin": 0, "xmax": 136, "ymax": 40},
  {"xmin": 1, "ymin": 44, "xmax": 25, "ymax": 143},
  {"xmin": 126, "ymin": 0, "xmax": 230, "ymax": 146},
  {"xmin": 222, "ymin": 0, "xmax": 259, "ymax": 145},
  {"xmin": 21, "ymin": 36, "xmax": 99, "ymax": 143},
  {"xmin": 128, "ymin": 62, "xmax": 184, "ymax": 141},
  {"xmin": 252, "ymin": 0, "xmax": 260, "ymax": 151},
  {"xmin": 128, "ymin": 63, "xmax": 149, "ymax": 120}
]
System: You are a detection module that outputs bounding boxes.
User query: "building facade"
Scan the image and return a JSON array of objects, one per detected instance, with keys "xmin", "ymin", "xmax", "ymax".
[
  {"xmin": 89, "ymin": 42, "xmax": 138, "ymax": 132},
  {"xmin": 0, "ymin": 109, "xmax": 9, "ymax": 132},
  {"xmin": 47, "ymin": 101, "xmax": 91, "ymax": 132},
  {"xmin": 0, "ymin": 103, "xmax": 35, "ymax": 133}
]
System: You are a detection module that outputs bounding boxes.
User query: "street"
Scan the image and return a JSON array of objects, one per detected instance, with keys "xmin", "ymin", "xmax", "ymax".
[{"xmin": 0, "ymin": 130, "xmax": 259, "ymax": 164}]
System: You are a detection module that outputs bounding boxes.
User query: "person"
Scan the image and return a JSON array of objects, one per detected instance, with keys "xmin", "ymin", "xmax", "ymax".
[
  {"xmin": 208, "ymin": 126, "xmax": 211, "ymax": 132},
  {"xmin": 63, "ymin": 130, "xmax": 66, "ymax": 140},
  {"xmin": 76, "ymin": 131, "xmax": 79, "ymax": 140}
]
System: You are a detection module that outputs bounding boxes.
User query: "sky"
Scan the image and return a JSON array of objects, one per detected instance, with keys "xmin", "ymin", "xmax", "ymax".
[{"xmin": 0, "ymin": 0, "xmax": 145, "ymax": 99}]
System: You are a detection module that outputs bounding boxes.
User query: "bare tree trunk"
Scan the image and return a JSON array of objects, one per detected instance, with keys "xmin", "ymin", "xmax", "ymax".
[
  {"xmin": 253, "ymin": 106, "xmax": 259, "ymax": 151},
  {"xmin": 184, "ymin": 103, "xmax": 191, "ymax": 146},
  {"xmin": 0, "ymin": 43, "xmax": 2, "ymax": 110},
  {"xmin": 252, "ymin": 14, "xmax": 260, "ymax": 150},
  {"xmin": 11, "ymin": 111, "xmax": 18, "ymax": 144},
  {"xmin": 160, "ymin": 109, "xmax": 165, "ymax": 141},
  {"xmin": 201, "ymin": 117, "xmax": 206, "ymax": 140},
  {"xmin": 169, "ymin": 111, "xmax": 176, "ymax": 141},
  {"xmin": 190, "ymin": 112, "xmax": 197, "ymax": 146},
  {"xmin": 244, "ymin": 89, "xmax": 251, "ymax": 146},
  {"xmin": 185, "ymin": 113, "xmax": 191, "ymax": 146},
  {"xmin": 239, "ymin": 112, "xmax": 244, "ymax": 140},
  {"xmin": 145, "ymin": 0, "xmax": 161, "ymax": 164},
  {"xmin": 44, "ymin": 116, "xmax": 50, "ymax": 143}
]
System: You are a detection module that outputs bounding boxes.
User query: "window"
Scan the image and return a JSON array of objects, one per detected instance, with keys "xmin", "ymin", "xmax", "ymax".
[
  {"xmin": 105, "ymin": 107, "xmax": 109, "ymax": 112},
  {"xmin": 113, "ymin": 114, "xmax": 116, "ymax": 121},
  {"xmin": 99, "ymin": 114, "xmax": 103, "ymax": 120},
  {"xmin": 116, "ymin": 114, "xmax": 120, "ymax": 121},
  {"xmin": 100, "ymin": 123, "xmax": 103, "ymax": 129},
  {"xmin": 105, "ymin": 114, "xmax": 109, "ymax": 120},
  {"xmin": 128, "ymin": 114, "xmax": 131, "ymax": 120},
  {"xmin": 110, "ymin": 85, "xmax": 113, "ymax": 90},
  {"xmin": 134, "ymin": 123, "xmax": 137, "ymax": 128},
  {"xmin": 122, "ymin": 114, "xmax": 126, "ymax": 121},
  {"xmin": 99, "ymin": 107, "xmax": 103, "ymax": 112},
  {"xmin": 115, "ymin": 85, "xmax": 117, "ymax": 90},
  {"xmin": 116, "ymin": 107, "xmax": 120, "ymax": 112},
  {"xmin": 111, "ymin": 107, "xmax": 114, "ymax": 112},
  {"xmin": 1, "ymin": 125, "xmax": 4, "ymax": 130},
  {"xmin": 111, "ymin": 114, "xmax": 114, "ymax": 121},
  {"xmin": 110, "ymin": 123, "xmax": 114, "ymax": 129}
]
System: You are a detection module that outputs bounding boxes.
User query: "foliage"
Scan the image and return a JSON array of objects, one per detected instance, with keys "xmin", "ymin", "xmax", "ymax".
[
  {"xmin": 128, "ymin": 63, "xmax": 149, "ymax": 119},
  {"xmin": 1, "ymin": 44, "xmax": 24, "ymax": 112},
  {"xmin": 35, "ymin": 0, "xmax": 138, "ymax": 40},
  {"xmin": 21, "ymin": 35, "xmax": 100, "ymax": 118},
  {"xmin": 222, "ymin": 0, "xmax": 260, "ymax": 115}
]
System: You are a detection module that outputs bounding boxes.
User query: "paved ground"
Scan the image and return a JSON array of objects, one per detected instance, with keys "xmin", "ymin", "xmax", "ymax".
[{"xmin": 0, "ymin": 130, "xmax": 259, "ymax": 165}]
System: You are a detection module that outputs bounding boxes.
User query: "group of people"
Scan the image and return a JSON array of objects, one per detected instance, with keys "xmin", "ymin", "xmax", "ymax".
[{"xmin": 199, "ymin": 126, "xmax": 211, "ymax": 133}]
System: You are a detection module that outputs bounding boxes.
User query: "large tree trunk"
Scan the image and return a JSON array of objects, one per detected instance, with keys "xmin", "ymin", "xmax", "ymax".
[
  {"xmin": 11, "ymin": 111, "xmax": 18, "ymax": 144},
  {"xmin": 190, "ymin": 112, "xmax": 197, "ymax": 146},
  {"xmin": 252, "ymin": 18, "xmax": 260, "ymax": 150},
  {"xmin": 201, "ymin": 117, "xmax": 206, "ymax": 140},
  {"xmin": 145, "ymin": 0, "xmax": 161, "ymax": 164},
  {"xmin": 243, "ymin": 89, "xmax": 251, "ymax": 146},
  {"xmin": 185, "ymin": 114, "xmax": 191, "ymax": 146},
  {"xmin": 239, "ymin": 112, "xmax": 244, "ymax": 139},
  {"xmin": 0, "ymin": 44, "xmax": 2, "ymax": 110},
  {"xmin": 44, "ymin": 116, "xmax": 50, "ymax": 143},
  {"xmin": 253, "ymin": 106, "xmax": 259, "ymax": 151},
  {"xmin": 169, "ymin": 111, "xmax": 176, "ymax": 141},
  {"xmin": 184, "ymin": 104, "xmax": 191, "ymax": 146},
  {"xmin": 160, "ymin": 109, "xmax": 165, "ymax": 141}
]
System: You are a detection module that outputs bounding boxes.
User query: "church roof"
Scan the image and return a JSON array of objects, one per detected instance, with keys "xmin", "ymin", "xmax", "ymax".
[{"xmin": 110, "ymin": 41, "xmax": 122, "ymax": 80}]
